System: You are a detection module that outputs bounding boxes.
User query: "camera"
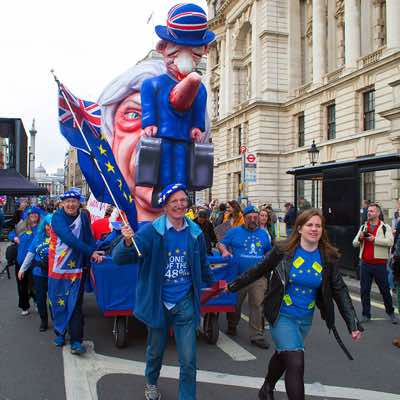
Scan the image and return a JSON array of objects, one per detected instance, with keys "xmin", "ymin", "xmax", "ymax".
[{"xmin": 363, "ymin": 228, "xmax": 370, "ymax": 237}]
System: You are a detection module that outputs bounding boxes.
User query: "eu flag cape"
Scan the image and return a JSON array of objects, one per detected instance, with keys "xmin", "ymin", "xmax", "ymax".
[{"xmin": 48, "ymin": 214, "xmax": 84, "ymax": 335}]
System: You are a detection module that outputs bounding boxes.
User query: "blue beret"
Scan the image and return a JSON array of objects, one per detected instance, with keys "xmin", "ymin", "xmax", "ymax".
[
  {"xmin": 60, "ymin": 190, "xmax": 81, "ymax": 201},
  {"xmin": 243, "ymin": 205, "xmax": 258, "ymax": 216},
  {"xmin": 158, "ymin": 183, "xmax": 187, "ymax": 206}
]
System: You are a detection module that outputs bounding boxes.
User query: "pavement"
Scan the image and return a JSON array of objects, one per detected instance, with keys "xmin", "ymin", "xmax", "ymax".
[{"xmin": 0, "ymin": 241, "xmax": 399, "ymax": 400}]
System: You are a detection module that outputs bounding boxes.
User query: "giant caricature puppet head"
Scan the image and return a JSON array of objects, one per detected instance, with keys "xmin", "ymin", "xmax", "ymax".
[
  {"xmin": 98, "ymin": 59, "xmax": 211, "ymax": 222},
  {"xmin": 98, "ymin": 60, "xmax": 166, "ymax": 222}
]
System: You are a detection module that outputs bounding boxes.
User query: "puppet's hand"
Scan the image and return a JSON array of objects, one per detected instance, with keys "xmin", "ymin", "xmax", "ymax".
[
  {"xmin": 190, "ymin": 127, "xmax": 202, "ymax": 142},
  {"xmin": 143, "ymin": 126, "xmax": 158, "ymax": 137}
]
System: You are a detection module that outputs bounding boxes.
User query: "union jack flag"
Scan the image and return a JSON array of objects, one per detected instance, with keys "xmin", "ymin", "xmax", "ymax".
[{"xmin": 58, "ymin": 85, "xmax": 101, "ymax": 147}]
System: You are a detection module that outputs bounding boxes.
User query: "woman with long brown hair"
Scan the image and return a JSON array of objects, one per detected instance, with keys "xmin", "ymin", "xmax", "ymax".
[
  {"xmin": 227, "ymin": 209, "xmax": 363, "ymax": 400},
  {"xmin": 223, "ymin": 200, "xmax": 244, "ymax": 227}
]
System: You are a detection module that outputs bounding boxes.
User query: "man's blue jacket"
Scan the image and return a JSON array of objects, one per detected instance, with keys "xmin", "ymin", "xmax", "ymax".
[{"xmin": 112, "ymin": 215, "xmax": 214, "ymax": 329}]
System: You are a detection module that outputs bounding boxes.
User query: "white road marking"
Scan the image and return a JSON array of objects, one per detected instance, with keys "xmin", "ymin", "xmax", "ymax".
[
  {"xmin": 350, "ymin": 295, "xmax": 400, "ymax": 315},
  {"xmin": 63, "ymin": 341, "xmax": 400, "ymax": 400},
  {"xmin": 214, "ymin": 331, "xmax": 256, "ymax": 361},
  {"xmin": 200, "ymin": 317, "xmax": 256, "ymax": 361}
]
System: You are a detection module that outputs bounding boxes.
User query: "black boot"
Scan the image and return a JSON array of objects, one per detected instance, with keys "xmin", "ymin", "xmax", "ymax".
[
  {"xmin": 39, "ymin": 317, "xmax": 48, "ymax": 332},
  {"xmin": 258, "ymin": 380, "xmax": 275, "ymax": 400}
]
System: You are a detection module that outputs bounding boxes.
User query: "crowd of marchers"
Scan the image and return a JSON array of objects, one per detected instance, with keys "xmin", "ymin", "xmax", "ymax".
[{"xmin": 1, "ymin": 192, "xmax": 399, "ymax": 400}]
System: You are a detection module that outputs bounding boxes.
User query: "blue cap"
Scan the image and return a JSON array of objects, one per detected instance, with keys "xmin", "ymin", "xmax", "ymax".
[
  {"xmin": 158, "ymin": 183, "xmax": 187, "ymax": 206},
  {"xmin": 60, "ymin": 190, "xmax": 81, "ymax": 201},
  {"xmin": 243, "ymin": 205, "xmax": 258, "ymax": 216}
]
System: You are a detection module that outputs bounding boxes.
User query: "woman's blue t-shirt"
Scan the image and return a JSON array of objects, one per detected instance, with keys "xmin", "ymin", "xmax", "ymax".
[{"xmin": 280, "ymin": 246, "xmax": 323, "ymax": 318}]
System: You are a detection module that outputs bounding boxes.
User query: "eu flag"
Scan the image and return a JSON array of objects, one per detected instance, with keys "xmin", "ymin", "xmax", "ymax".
[{"xmin": 58, "ymin": 85, "xmax": 138, "ymax": 231}]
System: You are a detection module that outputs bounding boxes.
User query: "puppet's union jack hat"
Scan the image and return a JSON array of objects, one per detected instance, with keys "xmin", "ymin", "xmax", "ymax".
[{"xmin": 155, "ymin": 3, "xmax": 215, "ymax": 47}]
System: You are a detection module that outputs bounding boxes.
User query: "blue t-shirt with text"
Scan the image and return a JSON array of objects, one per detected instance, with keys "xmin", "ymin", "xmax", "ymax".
[
  {"xmin": 162, "ymin": 223, "xmax": 192, "ymax": 307},
  {"xmin": 221, "ymin": 226, "xmax": 271, "ymax": 273},
  {"xmin": 280, "ymin": 246, "xmax": 323, "ymax": 318}
]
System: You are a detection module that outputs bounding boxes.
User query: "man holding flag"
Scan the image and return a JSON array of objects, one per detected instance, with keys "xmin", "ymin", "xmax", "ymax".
[{"xmin": 49, "ymin": 190, "xmax": 104, "ymax": 354}]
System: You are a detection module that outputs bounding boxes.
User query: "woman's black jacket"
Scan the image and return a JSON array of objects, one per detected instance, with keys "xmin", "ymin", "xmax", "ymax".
[{"xmin": 228, "ymin": 245, "xmax": 362, "ymax": 336}]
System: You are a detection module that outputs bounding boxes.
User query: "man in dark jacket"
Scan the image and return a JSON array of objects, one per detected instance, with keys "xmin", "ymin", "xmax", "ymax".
[
  {"xmin": 283, "ymin": 202, "xmax": 296, "ymax": 236},
  {"xmin": 112, "ymin": 183, "xmax": 214, "ymax": 400}
]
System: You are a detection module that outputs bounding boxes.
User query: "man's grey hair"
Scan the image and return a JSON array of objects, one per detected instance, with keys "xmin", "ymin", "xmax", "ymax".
[
  {"xmin": 97, "ymin": 59, "xmax": 211, "ymax": 144},
  {"xmin": 98, "ymin": 59, "xmax": 166, "ymax": 142}
]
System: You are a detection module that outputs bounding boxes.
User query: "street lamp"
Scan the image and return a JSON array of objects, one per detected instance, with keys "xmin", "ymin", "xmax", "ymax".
[{"xmin": 308, "ymin": 140, "xmax": 319, "ymax": 166}]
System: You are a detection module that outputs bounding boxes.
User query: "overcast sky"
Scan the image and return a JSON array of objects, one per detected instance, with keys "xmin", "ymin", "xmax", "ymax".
[{"xmin": 0, "ymin": 0, "xmax": 208, "ymax": 173}]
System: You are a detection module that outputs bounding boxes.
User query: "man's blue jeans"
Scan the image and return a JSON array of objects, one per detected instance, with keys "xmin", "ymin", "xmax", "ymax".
[
  {"xmin": 145, "ymin": 293, "xmax": 197, "ymax": 400},
  {"xmin": 360, "ymin": 261, "xmax": 394, "ymax": 318}
]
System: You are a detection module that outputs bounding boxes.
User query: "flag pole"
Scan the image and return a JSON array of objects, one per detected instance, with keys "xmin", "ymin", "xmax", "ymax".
[{"xmin": 51, "ymin": 70, "xmax": 141, "ymax": 257}]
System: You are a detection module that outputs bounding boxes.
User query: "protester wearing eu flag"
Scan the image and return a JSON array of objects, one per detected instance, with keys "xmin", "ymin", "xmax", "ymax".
[
  {"xmin": 112, "ymin": 183, "xmax": 214, "ymax": 400},
  {"xmin": 18, "ymin": 214, "xmax": 53, "ymax": 331},
  {"xmin": 217, "ymin": 205, "xmax": 272, "ymax": 349},
  {"xmin": 8, "ymin": 206, "xmax": 42, "ymax": 316},
  {"xmin": 48, "ymin": 190, "xmax": 104, "ymax": 355}
]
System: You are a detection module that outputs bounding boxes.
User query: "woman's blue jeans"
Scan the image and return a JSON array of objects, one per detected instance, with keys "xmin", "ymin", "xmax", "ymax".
[{"xmin": 145, "ymin": 293, "xmax": 197, "ymax": 400}]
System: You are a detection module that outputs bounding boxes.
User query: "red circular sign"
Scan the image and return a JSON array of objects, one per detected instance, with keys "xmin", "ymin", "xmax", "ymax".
[
  {"xmin": 247, "ymin": 153, "xmax": 256, "ymax": 163},
  {"xmin": 239, "ymin": 145, "xmax": 247, "ymax": 154}
]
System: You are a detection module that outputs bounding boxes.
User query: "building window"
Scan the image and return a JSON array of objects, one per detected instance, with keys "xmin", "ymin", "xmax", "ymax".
[
  {"xmin": 362, "ymin": 171, "xmax": 375, "ymax": 202},
  {"xmin": 327, "ymin": 103, "xmax": 336, "ymax": 140},
  {"xmin": 298, "ymin": 113, "xmax": 305, "ymax": 147},
  {"xmin": 363, "ymin": 89, "xmax": 375, "ymax": 131}
]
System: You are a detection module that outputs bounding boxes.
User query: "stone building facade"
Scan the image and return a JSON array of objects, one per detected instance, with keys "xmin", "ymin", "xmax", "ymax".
[{"xmin": 206, "ymin": 0, "xmax": 400, "ymax": 215}]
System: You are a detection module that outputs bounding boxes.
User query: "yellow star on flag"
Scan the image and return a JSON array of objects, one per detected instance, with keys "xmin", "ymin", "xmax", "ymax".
[
  {"xmin": 176, "ymin": 249, "xmax": 180, "ymax": 254},
  {"xmin": 67, "ymin": 260, "xmax": 76, "ymax": 269},
  {"xmin": 98, "ymin": 144, "xmax": 107, "ymax": 155},
  {"xmin": 100, "ymin": 132, "xmax": 108, "ymax": 141},
  {"xmin": 123, "ymin": 192, "xmax": 128, "ymax": 200},
  {"xmin": 105, "ymin": 161, "xmax": 115, "ymax": 173},
  {"xmin": 256, "ymin": 242, "xmax": 261, "ymax": 247},
  {"xmin": 129, "ymin": 194, "xmax": 133, "ymax": 203},
  {"xmin": 293, "ymin": 256, "xmax": 304, "ymax": 269},
  {"xmin": 117, "ymin": 178, "xmax": 123, "ymax": 190},
  {"xmin": 57, "ymin": 298, "xmax": 65, "ymax": 307}
]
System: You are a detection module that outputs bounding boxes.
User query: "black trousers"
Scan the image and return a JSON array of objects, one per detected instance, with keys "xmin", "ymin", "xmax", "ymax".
[{"xmin": 15, "ymin": 262, "xmax": 30, "ymax": 311}]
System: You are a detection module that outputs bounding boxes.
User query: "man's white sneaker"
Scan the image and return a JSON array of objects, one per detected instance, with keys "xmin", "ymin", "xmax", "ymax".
[
  {"xmin": 144, "ymin": 383, "xmax": 161, "ymax": 400},
  {"xmin": 21, "ymin": 310, "xmax": 30, "ymax": 316}
]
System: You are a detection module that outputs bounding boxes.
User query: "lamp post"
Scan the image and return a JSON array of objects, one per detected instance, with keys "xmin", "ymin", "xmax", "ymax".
[
  {"xmin": 307, "ymin": 140, "xmax": 320, "ymax": 207},
  {"xmin": 307, "ymin": 140, "xmax": 320, "ymax": 166}
]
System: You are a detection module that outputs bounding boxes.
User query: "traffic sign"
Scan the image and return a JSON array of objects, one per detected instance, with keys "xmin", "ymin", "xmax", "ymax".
[
  {"xmin": 246, "ymin": 153, "xmax": 256, "ymax": 163},
  {"xmin": 244, "ymin": 163, "xmax": 257, "ymax": 183},
  {"xmin": 239, "ymin": 145, "xmax": 247, "ymax": 154}
]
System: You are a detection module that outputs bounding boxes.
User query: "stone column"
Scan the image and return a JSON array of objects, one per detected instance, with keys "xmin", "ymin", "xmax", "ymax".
[
  {"xmin": 372, "ymin": 0, "xmax": 385, "ymax": 49},
  {"xmin": 218, "ymin": 37, "xmax": 226, "ymax": 117},
  {"xmin": 224, "ymin": 26, "xmax": 232, "ymax": 116},
  {"xmin": 250, "ymin": 0, "xmax": 261, "ymax": 100},
  {"xmin": 344, "ymin": 0, "xmax": 361, "ymax": 69},
  {"xmin": 288, "ymin": 0, "xmax": 301, "ymax": 94},
  {"xmin": 312, "ymin": 0, "xmax": 327, "ymax": 84},
  {"xmin": 386, "ymin": 0, "xmax": 400, "ymax": 50}
]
